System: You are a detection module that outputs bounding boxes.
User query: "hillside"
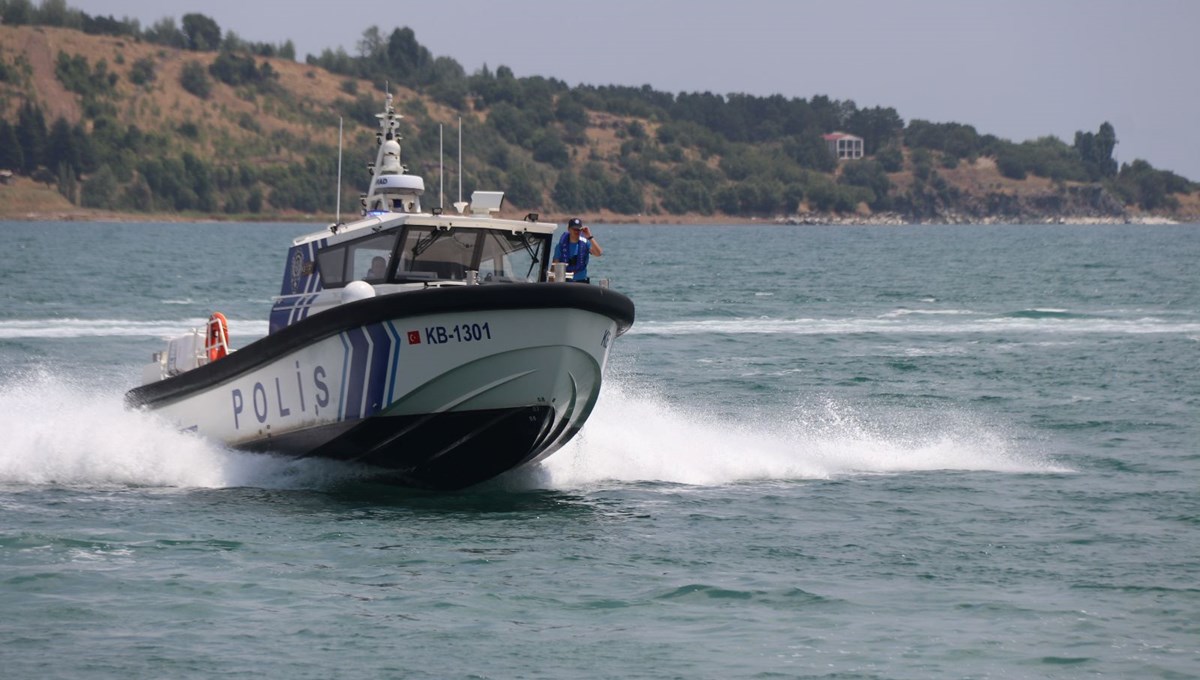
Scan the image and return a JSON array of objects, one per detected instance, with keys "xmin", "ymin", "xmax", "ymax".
[{"xmin": 2, "ymin": 21, "xmax": 1198, "ymax": 223}]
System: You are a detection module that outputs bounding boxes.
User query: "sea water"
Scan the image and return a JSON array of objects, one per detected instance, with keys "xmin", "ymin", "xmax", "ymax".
[{"xmin": 0, "ymin": 221, "xmax": 1197, "ymax": 679}]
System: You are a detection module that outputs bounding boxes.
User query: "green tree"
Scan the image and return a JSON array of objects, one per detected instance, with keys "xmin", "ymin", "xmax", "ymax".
[
  {"xmin": 144, "ymin": 17, "xmax": 186, "ymax": 48},
  {"xmin": 661, "ymin": 178, "xmax": 713, "ymax": 215},
  {"xmin": 247, "ymin": 187, "xmax": 264, "ymax": 213},
  {"xmin": 995, "ymin": 151, "xmax": 1026, "ymax": 180},
  {"xmin": 181, "ymin": 13, "xmax": 221, "ymax": 51},
  {"xmin": 35, "ymin": 0, "xmax": 76, "ymax": 27},
  {"xmin": 806, "ymin": 174, "xmax": 839, "ymax": 211},
  {"xmin": 16, "ymin": 99, "xmax": 47, "ymax": 172},
  {"xmin": 81, "ymin": 163, "xmax": 118, "ymax": 209},
  {"xmin": 715, "ymin": 185, "xmax": 740, "ymax": 214},
  {"xmin": 876, "ymin": 145, "xmax": 903, "ymax": 172},
  {"xmin": 182, "ymin": 151, "xmax": 215, "ymax": 211},
  {"xmin": 504, "ymin": 165, "xmax": 541, "ymax": 209},
  {"xmin": 783, "ymin": 134, "xmax": 836, "ymax": 172},
  {"xmin": 1074, "ymin": 122, "xmax": 1117, "ymax": 180},
  {"xmin": 56, "ymin": 161, "xmax": 77, "ymax": 203},
  {"xmin": 911, "ymin": 148, "xmax": 933, "ymax": 181},
  {"xmin": 846, "ymin": 106, "xmax": 904, "ymax": 155},
  {"xmin": 357, "ymin": 25, "xmax": 385, "ymax": 63},
  {"xmin": 46, "ymin": 116, "xmax": 80, "ymax": 174},
  {"xmin": 386, "ymin": 27, "xmax": 431, "ymax": 82},
  {"xmin": 71, "ymin": 122, "xmax": 95, "ymax": 173},
  {"xmin": 487, "ymin": 103, "xmax": 534, "ymax": 147},
  {"xmin": 120, "ymin": 174, "xmax": 153, "ymax": 211},
  {"xmin": 179, "ymin": 61, "xmax": 211, "ymax": 98},
  {"xmin": 129, "ymin": 56, "xmax": 156, "ymax": 85},
  {"xmin": 609, "ymin": 175, "xmax": 644, "ymax": 214},
  {"xmin": 209, "ymin": 51, "xmax": 276, "ymax": 89},
  {"xmin": 575, "ymin": 162, "xmax": 613, "ymax": 210},
  {"xmin": 839, "ymin": 159, "xmax": 891, "ymax": 209},
  {"xmin": 0, "ymin": 0, "xmax": 33, "ymax": 25},
  {"xmin": 0, "ymin": 120, "xmax": 24, "ymax": 170},
  {"xmin": 1115, "ymin": 159, "xmax": 1182, "ymax": 210},
  {"xmin": 552, "ymin": 170, "xmax": 582, "ymax": 211},
  {"xmin": 531, "ymin": 129, "xmax": 569, "ymax": 168},
  {"xmin": 555, "ymin": 94, "xmax": 588, "ymax": 127}
]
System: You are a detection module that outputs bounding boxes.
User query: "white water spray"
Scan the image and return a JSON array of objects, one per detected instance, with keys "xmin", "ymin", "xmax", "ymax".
[
  {"xmin": 0, "ymin": 370, "xmax": 1067, "ymax": 493},
  {"xmin": 535, "ymin": 380, "xmax": 1069, "ymax": 489},
  {"xmin": 0, "ymin": 371, "xmax": 370, "ymax": 490}
]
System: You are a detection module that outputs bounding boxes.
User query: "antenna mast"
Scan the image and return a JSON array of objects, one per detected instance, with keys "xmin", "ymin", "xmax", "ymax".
[
  {"xmin": 439, "ymin": 123, "xmax": 444, "ymax": 209},
  {"xmin": 454, "ymin": 117, "xmax": 467, "ymax": 214},
  {"xmin": 335, "ymin": 117, "xmax": 344, "ymax": 225}
]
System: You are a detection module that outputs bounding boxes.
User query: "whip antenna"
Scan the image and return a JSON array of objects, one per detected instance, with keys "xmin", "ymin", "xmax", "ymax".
[
  {"xmin": 453, "ymin": 117, "xmax": 467, "ymax": 214},
  {"xmin": 439, "ymin": 123, "xmax": 444, "ymax": 209},
  {"xmin": 334, "ymin": 116, "xmax": 344, "ymax": 225}
]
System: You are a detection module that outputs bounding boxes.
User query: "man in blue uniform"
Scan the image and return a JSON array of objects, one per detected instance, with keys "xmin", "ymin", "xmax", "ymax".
[{"xmin": 553, "ymin": 217, "xmax": 603, "ymax": 283}]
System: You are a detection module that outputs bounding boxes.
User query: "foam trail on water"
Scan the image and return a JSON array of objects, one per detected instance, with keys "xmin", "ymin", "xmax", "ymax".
[
  {"xmin": 632, "ymin": 316, "xmax": 1200, "ymax": 337},
  {"xmin": 0, "ymin": 318, "xmax": 270, "ymax": 340},
  {"xmin": 0, "ymin": 371, "xmax": 368, "ymax": 490},
  {"xmin": 0, "ymin": 371, "xmax": 1068, "ymax": 494},
  {"xmin": 533, "ymin": 379, "xmax": 1069, "ymax": 489}
]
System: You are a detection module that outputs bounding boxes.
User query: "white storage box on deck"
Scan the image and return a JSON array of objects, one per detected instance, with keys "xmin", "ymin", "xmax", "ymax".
[{"xmin": 166, "ymin": 330, "xmax": 205, "ymax": 376}]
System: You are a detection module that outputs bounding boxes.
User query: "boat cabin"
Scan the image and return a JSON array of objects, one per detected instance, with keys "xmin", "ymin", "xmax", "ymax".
[
  {"xmin": 268, "ymin": 92, "xmax": 561, "ymax": 334},
  {"xmin": 316, "ymin": 219, "xmax": 551, "ymax": 287},
  {"xmin": 270, "ymin": 209, "xmax": 558, "ymax": 334}
]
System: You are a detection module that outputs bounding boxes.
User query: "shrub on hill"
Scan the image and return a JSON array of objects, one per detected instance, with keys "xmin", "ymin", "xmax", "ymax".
[
  {"xmin": 179, "ymin": 61, "xmax": 211, "ymax": 99},
  {"xmin": 129, "ymin": 57, "xmax": 156, "ymax": 86}
]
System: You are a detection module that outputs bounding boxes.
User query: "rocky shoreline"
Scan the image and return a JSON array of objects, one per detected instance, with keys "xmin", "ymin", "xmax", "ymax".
[{"xmin": 1, "ymin": 209, "xmax": 1191, "ymax": 226}]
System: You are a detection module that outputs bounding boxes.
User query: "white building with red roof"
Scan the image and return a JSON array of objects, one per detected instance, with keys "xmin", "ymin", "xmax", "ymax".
[{"xmin": 822, "ymin": 132, "xmax": 864, "ymax": 160}]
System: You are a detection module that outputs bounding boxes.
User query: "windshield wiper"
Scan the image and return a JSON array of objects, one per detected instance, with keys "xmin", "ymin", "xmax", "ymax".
[
  {"xmin": 412, "ymin": 230, "xmax": 445, "ymax": 257},
  {"xmin": 517, "ymin": 233, "xmax": 542, "ymax": 279}
]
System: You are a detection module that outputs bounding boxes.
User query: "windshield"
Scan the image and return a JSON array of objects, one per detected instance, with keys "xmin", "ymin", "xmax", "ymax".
[
  {"xmin": 316, "ymin": 225, "xmax": 549, "ymax": 287},
  {"xmin": 396, "ymin": 226, "xmax": 548, "ymax": 283}
]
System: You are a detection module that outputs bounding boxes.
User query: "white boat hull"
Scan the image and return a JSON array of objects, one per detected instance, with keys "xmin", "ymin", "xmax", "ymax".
[{"xmin": 128, "ymin": 285, "xmax": 632, "ymax": 489}]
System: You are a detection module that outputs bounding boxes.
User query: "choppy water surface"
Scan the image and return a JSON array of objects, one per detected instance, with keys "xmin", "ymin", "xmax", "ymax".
[{"xmin": 1, "ymin": 221, "xmax": 1197, "ymax": 679}]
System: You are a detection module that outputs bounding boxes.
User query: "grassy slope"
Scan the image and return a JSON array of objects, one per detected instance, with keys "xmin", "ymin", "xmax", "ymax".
[{"xmin": 2, "ymin": 25, "xmax": 1197, "ymax": 223}]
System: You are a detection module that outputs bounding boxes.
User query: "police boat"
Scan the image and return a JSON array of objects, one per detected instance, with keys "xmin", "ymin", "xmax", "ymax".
[{"xmin": 126, "ymin": 94, "xmax": 635, "ymax": 490}]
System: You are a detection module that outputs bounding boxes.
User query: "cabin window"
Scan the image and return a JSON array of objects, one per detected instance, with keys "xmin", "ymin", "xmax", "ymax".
[
  {"xmin": 350, "ymin": 234, "xmax": 396, "ymax": 282},
  {"xmin": 316, "ymin": 232, "xmax": 399, "ymax": 287},
  {"xmin": 316, "ymin": 246, "xmax": 346, "ymax": 286},
  {"xmin": 318, "ymin": 225, "xmax": 550, "ymax": 286},
  {"xmin": 477, "ymin": 230, "xmax": 546, "ymax": 282},
  {"xmin": 392, "ymin": 226, "xmax": 548, "ymax": 282},
  {"xmin": 396, "ymin": 226, "xmax": 474, "ymax": 281}
]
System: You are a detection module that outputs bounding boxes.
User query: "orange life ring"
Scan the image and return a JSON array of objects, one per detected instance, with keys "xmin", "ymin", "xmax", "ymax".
[{"xmin": 206, "ymin": 312, "xmax": 230, "ymax": 362}]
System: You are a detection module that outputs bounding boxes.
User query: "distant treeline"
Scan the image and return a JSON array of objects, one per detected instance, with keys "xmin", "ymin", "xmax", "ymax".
[
  {"xmin": 1, "ymin": 0, "xmax": 1195, "ymax": 217},
  {"xmin": 0, "ymin": 0, "xmax": 295, "ymax": 57},
  {"xmin": 303, "ymin": 23, "xmax": 1195, "ymax": 214}
]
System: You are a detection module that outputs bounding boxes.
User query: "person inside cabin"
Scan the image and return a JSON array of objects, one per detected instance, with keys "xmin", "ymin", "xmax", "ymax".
[
  {"xmin": 366, "ymin": 256, "xmax": 388, "ymax": 280},
  {"xmin": 553, "ymin": 218, "xmax": 602, "ymax": 283}
]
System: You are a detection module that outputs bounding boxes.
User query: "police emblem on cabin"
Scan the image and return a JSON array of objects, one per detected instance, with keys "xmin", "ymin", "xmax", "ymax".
[{"xmin": 290, "ymin": 251, "xmax": 304, "ymax": 292}]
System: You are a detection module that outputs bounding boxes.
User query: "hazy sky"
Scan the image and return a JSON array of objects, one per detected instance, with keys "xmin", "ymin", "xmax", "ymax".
[{"xmin": 65, "ymin": 0, "xmax": 1200, "ymax": 179}]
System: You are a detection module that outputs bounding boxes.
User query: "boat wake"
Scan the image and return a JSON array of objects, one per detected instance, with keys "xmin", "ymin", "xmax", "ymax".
[
  {"xmin": 633, "ymin": 313, "xmax": 1200, "ymax": 337},
  {"xmin": 0, "ymin": 317, "xmax": 270, "ymax": 340},
  {"xmin": 0, "ymin": 371, "xmax": 1069, "ymax": 493},
  {"xmin": 525, "ymin": 380, "xmax": 1071, "ymax": 490},
  {"xmin": 0, "ymin": 371, "xmax": 372, "ymax": 490}
]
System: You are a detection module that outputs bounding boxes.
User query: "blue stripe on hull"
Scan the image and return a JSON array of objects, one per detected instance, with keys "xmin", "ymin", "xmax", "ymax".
[
  {"xmin": 362, "ymin": 322, "xmax": 394, "ymax": 417},
  {"xmin": 343, "ymin": 328, "xmax": 370, "ymax": 420},
  {"xmin": 339, "ymin": 322, "xmax": 400, "ymax": 420}
]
